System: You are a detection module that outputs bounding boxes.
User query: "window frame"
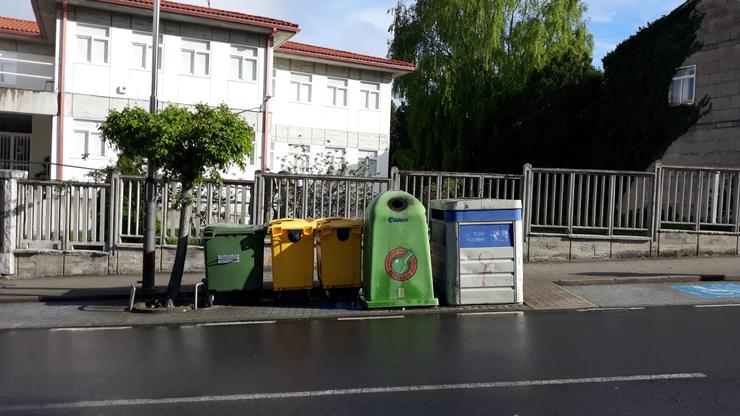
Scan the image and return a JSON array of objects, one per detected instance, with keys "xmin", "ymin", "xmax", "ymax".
[
  {"xmin": 359, "ymin": 149, "xmax": 378, "ymax": 176},
  {"xmin": 325, "ymin": 146, "xmax": 347, "ymax": 169},
  {"xmin": 180, "ymin": 38, "xmax": 211, "ymax": 77},
  {"xmin": 74, "ymin": 120, "xmax": 105, "ymax": 159},
  {"xmin": 131, "ymin": 31, "xmax": 163, "ymax": 71},
  {"xmin": 290, "ymin": 72, "xmax": 313, "ymax": 103},
  {"xmin": 287, "ymin": 144, "xmax": 310, "ymax": 171},
  {"xmin": 326, "ymin": 77, "xmax": 349, "ymax": 107},
  {"xmin": 76, "ymin": 23, "xmax": 110, "ymax": 66},
  {"xmin": 668, "ymin": 65, "xmax": 696, "ymax": 106},
  {"xmin": 229, "ymin": 44, "xmax": 258, "ymax": 82},
  {"xmin": 360, "ymin": 81, "xmax": 381, "ymax": 110}
]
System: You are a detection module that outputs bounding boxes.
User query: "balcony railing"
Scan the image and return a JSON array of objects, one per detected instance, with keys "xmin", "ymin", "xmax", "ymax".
[{"xmin": 0, "ymin": 51, "xmax": 54, "ymax": 92}]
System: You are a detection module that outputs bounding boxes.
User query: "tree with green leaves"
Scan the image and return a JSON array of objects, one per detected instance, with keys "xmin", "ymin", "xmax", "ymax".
[
  {"xmin": 595, "ymin": 0, "xmax": 709, "ymax": 169},
  {"xmin": 100, "ymin": 104, "xmax": 254, "ymax": 305},
  {"xmin": 389, "ymin": 0, "xmax": 593, "ymax": 170},
  {"xmin": 390, "ymin": 0, "xmax": 709, "ymax": 173}
]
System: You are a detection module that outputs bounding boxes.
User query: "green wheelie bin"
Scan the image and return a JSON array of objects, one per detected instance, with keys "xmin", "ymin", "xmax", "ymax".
[
  {"xmin": 202, "ymin": 224, "xmax": 266, "ymax": 304},
  {"xmin": 361, "ymin": 190, "xmax": 438, "ymax": 308}
]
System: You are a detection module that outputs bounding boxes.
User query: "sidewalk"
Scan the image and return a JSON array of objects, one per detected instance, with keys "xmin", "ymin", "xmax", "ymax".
[{"xmin": 2, "ymin": 256, "xmax": 740, "ymax": 329}]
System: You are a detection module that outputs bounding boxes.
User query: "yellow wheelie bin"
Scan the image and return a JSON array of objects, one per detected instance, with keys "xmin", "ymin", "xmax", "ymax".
[
  {"xmin": 315, "ymin": 217, "xmax": 364, "ymax": 290},
  {"xmin": 269, "ymin": 218, "xmax": 316, "ymax": 291}
]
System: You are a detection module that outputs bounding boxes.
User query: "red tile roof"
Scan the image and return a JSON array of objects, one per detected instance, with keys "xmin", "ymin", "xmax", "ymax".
[
  {"xmin": 97, "ymin": 0, "xmax": 299, "ymax": 32},
  {"xmin": 277, "ymin": 41, "xmax": 415, "ymax": 72},
  {"xmin": 0, "ymin": 16, "xmax": 41, "ymax": 38}
]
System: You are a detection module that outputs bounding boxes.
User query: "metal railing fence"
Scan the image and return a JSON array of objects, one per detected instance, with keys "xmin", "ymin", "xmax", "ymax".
[
  {"xmin": 393, "ymin": 168, "xmax": 523, "ymax": 221},
  {"xmin": 111, "ymin": 175, "xmax": 255, "ymax": 247},
  {"xmin": 657, "ymin": 165, "xmax": 740, "ymax": 233},
  {"xmin": 524, "ymin": 165, "xmax": 656, "ymax": 238},
  {"xmin": 15, "ymin": 179, "xmax": 110, "ymax": 250},
  {"xmin": 12, "ymin": 162, "xmax": 740, "ymax": 253},
  {"xmin": 252, "ymin": 171, "xmax": 391, "ymax": 225}
]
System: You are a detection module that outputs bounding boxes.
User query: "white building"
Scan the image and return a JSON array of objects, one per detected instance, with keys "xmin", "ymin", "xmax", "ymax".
[{"xmin": 0, "ymin": 0, "xmax": 414, "ymax": 181}]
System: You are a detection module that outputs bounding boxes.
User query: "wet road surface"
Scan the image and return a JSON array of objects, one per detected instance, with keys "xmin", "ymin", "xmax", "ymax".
[{"xmin": 1, "ymin": 306, "xmax": 739, "ymax": 415}]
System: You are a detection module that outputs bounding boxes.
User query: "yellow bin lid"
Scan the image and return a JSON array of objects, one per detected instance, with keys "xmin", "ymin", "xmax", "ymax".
[
  {"xmin": 315, "ymin": 217, "xmax": 364, "ymax": 229},
  {"xmin": 269, "ymin": 218, "xmax": 315, "ymax": 234}
]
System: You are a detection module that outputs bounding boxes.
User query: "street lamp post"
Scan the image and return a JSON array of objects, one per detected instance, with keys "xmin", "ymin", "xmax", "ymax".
[{"xmin": 142, "ymin": 0, "xmax": 161, "ymax": 295}]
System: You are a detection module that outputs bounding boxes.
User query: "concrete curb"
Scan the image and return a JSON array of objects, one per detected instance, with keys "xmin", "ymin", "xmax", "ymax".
[
  {"xmin": 556, "ymin": 274, "xmax": 740, "ymax": 286},
  {"xmin": 0, "ymin": 304, "xmax": 534, "ymax": 331}
]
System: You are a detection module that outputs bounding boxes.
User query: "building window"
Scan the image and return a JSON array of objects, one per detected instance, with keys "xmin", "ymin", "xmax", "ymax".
[
  {"xmin": 326, "ymin": 147, "xmax": 346, "ymax": 169},
  {"xmin": 669, "ymin": 66, "xmax": 696, "ymax": 105},
  {"xmin": 76, "ymin": 24, "xmax": 109, "ymax": 64},
  {"xmin": 271, "ymin": 68, "xmax": 276, "ymax": 97},
  {"xmin": 0, "ymin": 59, "xmax": 17, "ymax": 85},
  {"xmin": 287, "ymin": 144, "xmax": 310, "ymax": 171},
  {"xmin": 290, "ymin": 72, "xmax": 312, "ymax": 103},
  {"xmin": 327, "ymin": 78, "xmax": 348, "ymax": 107},
  {"xmin": 229, "ymin": 45, "xmax": 257, "ymax": 81},
  {"xmin": 359, "ymin": 150, "xmax": 378, "ymax": 176},
  {"xmin": 73, "ymin": 120, "xmax": 105, "ymax": 158},
  {"xmin": 360, "ymin": 82, "xmax": 380, "ymax": 110},
  {"xmin": 181, "ymin": 39, "xmax": 210, "ymax": 76},
  {"xmin": 131, "ymin": 32, "xmax": 163, "ymax": 70}
]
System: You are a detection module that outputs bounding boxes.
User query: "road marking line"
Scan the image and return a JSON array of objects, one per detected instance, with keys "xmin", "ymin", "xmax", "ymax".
[
  {"xmin": 196, "ymin": 321, "xmax": 276, "ymax": 327},
  {"xmin": 694, "ymin": 303, "xmax": 740, "ymax": 308},
  {"xmin": 49, "ymin": 326, "xmax": 133, "ymax": 332},
  {"xmin": 0, "ymin": 373, "xmax": 706, "ymax": 411},
  {"xmin": 336, "ymin": 315, "xmax": 405, "ymax": 321},
  {"xmin": 576, "ymin": 307, "xmax": 645, "ymax": 312},
  {"xmin": 457, "ymin": 311, "xmax": 524, "ymax": 317}
]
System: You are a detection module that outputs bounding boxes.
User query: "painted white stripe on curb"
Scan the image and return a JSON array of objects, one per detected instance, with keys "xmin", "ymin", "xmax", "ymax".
[
  {"xmin": 576, "ymin": 307, "xmax": 645, "ymax": 312},
  {"xmin": 457, "ymin": 311, "xmax": 524, "ymax": 317},
  {"xmin": 196, "ymin": 321, "xmax": 277, "ymax": 327},
  {"xmin": 694, "ymin": 303, "xmax": 740, "ymax": 308},
  {"xmin": 337, "ymin": 315, "xmax": 405, "ymax": 321},
  {"xmin": 49, "ymin": 326, "xmax": 133, "ymax": 332},
  {"xmin": 0, "ymin": 373, "xmax": 707, "ymax": 411}
]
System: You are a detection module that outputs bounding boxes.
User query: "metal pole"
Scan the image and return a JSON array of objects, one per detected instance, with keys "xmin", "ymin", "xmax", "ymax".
[{"xmin": 142, "ymin": 0, "xmax": 160, "ymax": 294}]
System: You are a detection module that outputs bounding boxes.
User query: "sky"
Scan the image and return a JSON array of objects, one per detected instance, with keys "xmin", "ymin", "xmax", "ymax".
[{"xmin": 4, "ymin": 0, "xmax": 686, "ymax": 68}]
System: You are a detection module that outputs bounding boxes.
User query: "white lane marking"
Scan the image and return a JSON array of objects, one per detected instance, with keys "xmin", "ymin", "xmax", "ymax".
[
  {"xmin": 337, "ymin": 315, "xmax": 405, "ymax": 321},
  {"xmin": 49, "ymin": 326, "xmax": 133, "ymax": 332},
  {"xmin": 694, "ymin": 303, "xmax": 740, "ymax": 308},
  {"xmin": 0, "ymin": 373, "xmax": 707, "ymax": 411},
  {"xmin": 196, "ymin": 321, "xmax": 276, "ymax": 327},
  {"xmin": 457, "ymin": 311, "xmax": 524, "ymax": 317},
  {"xmin": 576, "ymin": 307, "xmax": 645, "ymax": 312}
]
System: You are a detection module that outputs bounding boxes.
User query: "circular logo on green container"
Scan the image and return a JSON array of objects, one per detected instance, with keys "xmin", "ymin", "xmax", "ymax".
[{"xmin": 385, "ymin": 247, "xmax": 418, "ymax": 281}]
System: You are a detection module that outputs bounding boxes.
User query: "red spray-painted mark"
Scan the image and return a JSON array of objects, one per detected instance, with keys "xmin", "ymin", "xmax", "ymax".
[{"xmin": 477, "ymin": 252, "xmax": 494, "ymax": 286}]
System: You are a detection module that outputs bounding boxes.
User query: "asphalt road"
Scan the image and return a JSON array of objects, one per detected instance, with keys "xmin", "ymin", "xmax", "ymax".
[{"xmin": 1, "ymin": 306, "xmax": 739, "ymax": 415}]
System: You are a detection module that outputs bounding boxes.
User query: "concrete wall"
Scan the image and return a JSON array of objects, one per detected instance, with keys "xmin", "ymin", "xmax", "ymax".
[
  {"xmin": 53, "ymin": 5, "xmax": 398, "ymax": 181},
  {"xmin": 29, "ymin": 115, "xmax": 52, "ymax": 179},
  {"xmin": 661, "ymin": 0, "xmax": 740, "ymax": 166},
  {"xmin": 270, "ymin": 57, "xmax": 393, "ymax": 175},
  {"xmin": 526, "ymin": 231, "xmax": 740, "ymax": 262},
  {"xmin": 58, "ymin": 5, "xmax": 268, "ymax": 180},
  {"xmin": 10, "ymin": 230, "xmax": 740, "ymax": 278},
  {"xmin": 13, "ymin": 246, "xmax": 205, "ymax": 278}
]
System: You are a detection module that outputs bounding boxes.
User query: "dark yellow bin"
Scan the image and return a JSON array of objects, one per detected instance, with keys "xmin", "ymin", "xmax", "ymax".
[
  {"xmin": 315, "ymin": 217, "xmax": 364, "ymax": 289},
  {"xmin": 269, "ymin": 218, "xmax": 316, "ymax": 291}
]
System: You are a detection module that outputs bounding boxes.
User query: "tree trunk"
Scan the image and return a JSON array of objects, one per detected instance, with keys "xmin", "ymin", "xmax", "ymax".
[{"xmin": 166, "ymin": 185, "xmax": 193, "ymax": 305}]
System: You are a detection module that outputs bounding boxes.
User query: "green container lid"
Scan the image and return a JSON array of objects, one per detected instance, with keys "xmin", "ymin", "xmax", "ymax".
[{"xmin": 202, "ymin": 224, "xmax": 266, "ymax": 239}]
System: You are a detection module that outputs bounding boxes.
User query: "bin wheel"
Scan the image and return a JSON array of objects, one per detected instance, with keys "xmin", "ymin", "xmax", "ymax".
[{"xmin": 324, "ymin": 289, "xmax": 331, "ymax": 299}]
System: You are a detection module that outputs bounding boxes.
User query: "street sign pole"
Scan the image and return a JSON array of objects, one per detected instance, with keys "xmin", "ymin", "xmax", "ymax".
[{"xmin": 142, "ymin": 0, "xmax": 161, "ymax": 295}]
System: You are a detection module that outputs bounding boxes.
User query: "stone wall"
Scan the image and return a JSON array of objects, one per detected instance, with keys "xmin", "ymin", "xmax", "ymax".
[{"xmin": 661, "ymin": 0, "xmax": 740, "ymax": 167}]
